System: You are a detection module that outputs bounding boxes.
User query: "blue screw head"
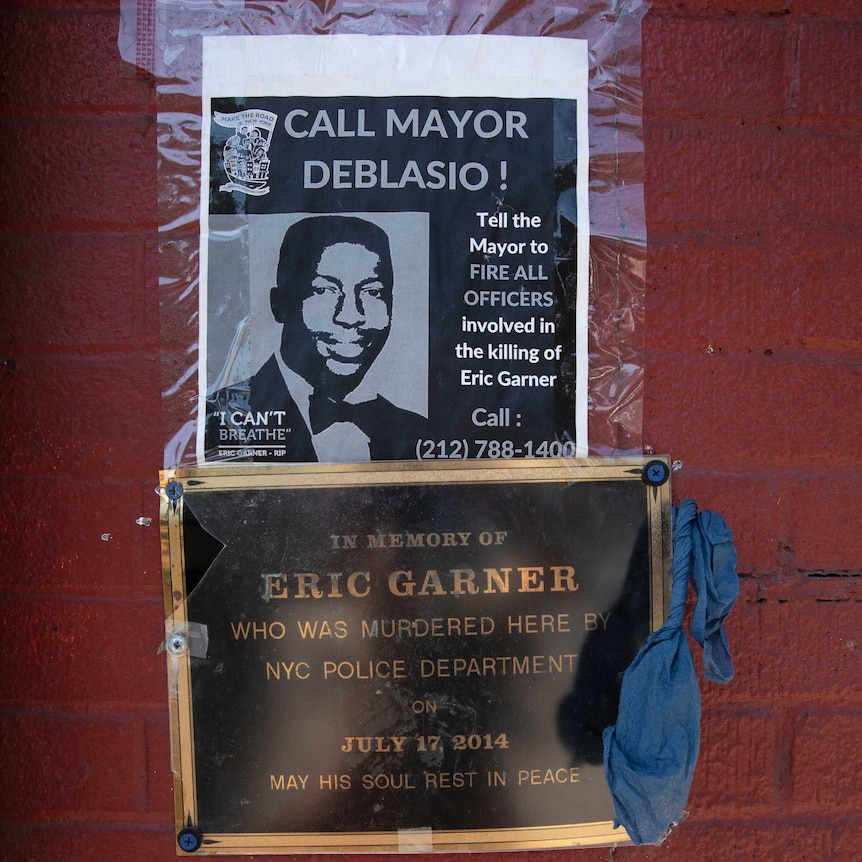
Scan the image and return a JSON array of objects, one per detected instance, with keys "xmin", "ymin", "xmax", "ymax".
[
  {"xmin": 642, "ymin": 459, "xmax": 670, "ymax": 487},
  {"xmin": 177, "ymin": 827, "xmax": 202, "ymax": 852},
  {"xmin": 166, "ymin": 481, "xmax": 183, "ymax": 501}
]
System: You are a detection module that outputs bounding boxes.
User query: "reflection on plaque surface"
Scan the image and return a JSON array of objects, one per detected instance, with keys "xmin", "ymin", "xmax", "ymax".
[{"xmin": 160, "ymin": 459, "xmax": 670, "ymax": 854}]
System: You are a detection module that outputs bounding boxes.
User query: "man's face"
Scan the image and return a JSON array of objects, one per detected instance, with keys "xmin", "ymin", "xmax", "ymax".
[{"xmin": 296, "ymin": 241, "xmax": 391, "ymax": 389}]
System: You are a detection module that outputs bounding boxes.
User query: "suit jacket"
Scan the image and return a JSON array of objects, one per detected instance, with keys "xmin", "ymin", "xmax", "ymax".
[{"xmin": 204, "ymin": 354, "xmax": 426, "ymax": 462}]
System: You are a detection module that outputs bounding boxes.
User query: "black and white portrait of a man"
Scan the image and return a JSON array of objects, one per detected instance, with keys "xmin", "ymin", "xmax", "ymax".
[{"xmin": 203, "ymin": 213, "xmax": 428, "ymax": 462}]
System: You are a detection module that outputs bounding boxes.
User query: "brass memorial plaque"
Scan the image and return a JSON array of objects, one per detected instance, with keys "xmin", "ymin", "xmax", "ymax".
[{"xmin": 160, "ymin": 458, "xmax": 671, "ymax": 854}]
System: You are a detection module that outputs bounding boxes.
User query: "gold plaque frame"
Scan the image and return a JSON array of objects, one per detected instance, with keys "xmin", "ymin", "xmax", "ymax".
[{"xmin": 160, "ymin": 458, "xmax": 671, "ymax": 854}]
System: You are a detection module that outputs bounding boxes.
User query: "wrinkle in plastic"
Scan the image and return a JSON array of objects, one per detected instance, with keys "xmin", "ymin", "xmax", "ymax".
[{"xmin": 120, "ymin": 0, "xmax": 647, "ymax": 466}]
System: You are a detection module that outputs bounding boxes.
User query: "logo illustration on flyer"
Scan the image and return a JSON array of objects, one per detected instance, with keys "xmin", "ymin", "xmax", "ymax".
[{"xmin": 215, "ymin": 109, "xmax": 277, "ymax": 196}]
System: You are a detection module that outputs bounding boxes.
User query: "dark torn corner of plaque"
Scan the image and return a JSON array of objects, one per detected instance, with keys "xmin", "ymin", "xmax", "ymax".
[
  {"xmin": 182, "ymin": 501, "xmax": 226, "ymax": 597},
  {"xmin": 163, "ymin": 501, "xmax": 225, "ymax": 659}
]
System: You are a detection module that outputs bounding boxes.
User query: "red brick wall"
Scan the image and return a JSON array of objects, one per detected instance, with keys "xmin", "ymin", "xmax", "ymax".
[
  {"xmin": 642, "ymin": 0, "xmax": 862, "ymax": 859},
  {"xmin": 0, "ymin": 1, "xmax": 859, "ymax": 860}
]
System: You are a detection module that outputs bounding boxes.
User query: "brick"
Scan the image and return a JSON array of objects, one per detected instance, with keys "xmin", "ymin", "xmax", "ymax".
[
  {"xmin": 644, "ymin": 16, "xmax": 787, "ymax": 119},
  {"xmin": 792, "ymin": 475, "xmax": 862, "ymax": 572},
  {"xmin": 156, "ymin": 109, "xmax": 203, "ymax": 230},
  {"xmin": 644, "ymin": 352, "xmax": 862, "ymax": 471},
  {"xmin": 648, "ymin": 0, "xmax": 860, "ymax": 19},
  {"xmin": 0, "ymin": 477, "xmax": 162, "ymax": 594},
  {"xmin": 648, "ymin": 0, "xmax": 793, "ymax": 12},
  {"xmin": 157, "ymin": 234, "xmax": 201, "ymax": 354},
  {"xmin": 519, "ymin": 851, "xmax": 609, "ymax": 862},
  {"xmin": 796, "ymin": 22, "xmax": 862, "ymax": 119},
  {"xmin": 791, "ymin": 709, "xmax": 862, "ymax": 811},
  {"xmin": 0, "ymin": 713, "xmax": 144, "ymax": 818},
  {"xmin": 645, "ymin": 123, "xmax": 862, "ymax": 235},
  {"xmin": 0, "ymin": 826, "xmax": 175, "ymax": 862},
  {"xmin": 0, "ymin": 1, "xmax": 119, "ymax": 8},
  {"xmin": 0, "ymin": 595, "xmax": 166, "ymax": 708},
  {"xmin": 159, "ymin": 342, "xmax": 201, "ymax": 469},
  {"xmin": 160, "ymin": 398, "xmax": 199, "ymax": 469},
  {"xmin": 0, "ymin": 118, "xmax": 156, "ymax": 231},
  {"xmin": 643, "ymin": 467, "xmax": 862, "ymax": 579},
  {"xmin": 145, "ymin": 718, "xmax": 175, "ymax": 817},
  {"xmin": 0, "ymin": 234, "xmax": 149, "ymax": 351},
  {"xmin": 588, "ymin": 232, "xmax": 646, "ymax": 454},
  {"xmin": 832, "ymin": 822, "xmax": 862, "ymax": 862},
  {"xmin": 645, "ymin": 233, "xmax": 862, "ymax": 354},
  {"xmin": 726, "ymin": 600, "xmax": 862, "ymax": 701},
  {"xmin": 0, "ymin": 11, "xmax": 154, "ymax": 114},
  {"xmin": 796, "ymin": 232, "xmax": 862, "ymax": 351},
  {"xmin": 796, "ymin": 0, "xmax": 862, "ymax": 21},
  {"xmin": 690, "ymin": 707, "xmax": 777, "ymax": 813},
  {"xmin": 660, "ymin": 818, "xmax": 833, "ymax": 860},
  {"xmin": 2, "ymin": 354, "xmax": 162, "ymax": 477},
  {"xmin": 646, "ymin": 240, "xmax": 798, "ymax": 352},
  {"xmin": 640, "ymin": 473, "xmax": 787, "ymax": 576},
  {"xmin": 736, "ymin": 572, "xmax": 862, "ymax": 604}
]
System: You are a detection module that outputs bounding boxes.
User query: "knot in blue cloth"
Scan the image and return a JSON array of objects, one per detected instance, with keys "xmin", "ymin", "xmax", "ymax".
[{"xmin": 602, "ymin": 499, "xmax": 739, "ymax": 845}]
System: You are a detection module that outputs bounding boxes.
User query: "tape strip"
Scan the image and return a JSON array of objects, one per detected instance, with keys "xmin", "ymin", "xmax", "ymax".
[
  {"xmin": 164, "ymin": 620, "xmax": 210, "ymax": 659},
  {"xmin": 398, "ymin": 827, "xmax": 433, "ymax": 854}
]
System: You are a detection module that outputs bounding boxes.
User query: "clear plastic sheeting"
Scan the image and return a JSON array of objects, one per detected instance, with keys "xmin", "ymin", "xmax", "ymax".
[{"xmin": 120, "ymin": 0, "xmax": 648, "ymax": 467}]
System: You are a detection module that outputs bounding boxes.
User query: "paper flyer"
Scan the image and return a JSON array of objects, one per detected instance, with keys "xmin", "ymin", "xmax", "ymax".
[{"xmin": 196, "ymin": 35, "xmax": 590, "ymax": 464}]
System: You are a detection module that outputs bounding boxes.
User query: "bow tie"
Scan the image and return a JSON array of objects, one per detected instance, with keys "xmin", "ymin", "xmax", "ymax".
[{"xmin": 309, "ymin": 392, "xmax": 370, "ymax": 435}]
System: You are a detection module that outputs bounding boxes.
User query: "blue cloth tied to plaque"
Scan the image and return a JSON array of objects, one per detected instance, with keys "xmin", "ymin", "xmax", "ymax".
[{"xmin": 602, "ymin": 499, "xmax": 739, "ymax": 845}]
